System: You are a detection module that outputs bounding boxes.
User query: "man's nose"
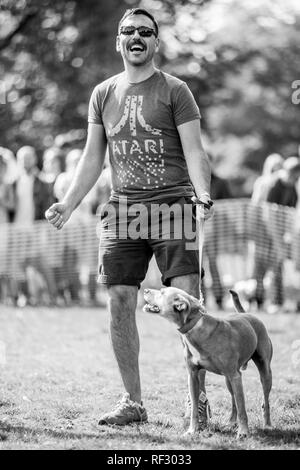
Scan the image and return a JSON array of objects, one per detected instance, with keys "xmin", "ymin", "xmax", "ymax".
[{"xmin": 132, "ymin": 29, "xmax": 141, "ymax": 39}]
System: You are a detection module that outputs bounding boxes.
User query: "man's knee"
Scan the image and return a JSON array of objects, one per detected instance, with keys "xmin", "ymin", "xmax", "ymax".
[{"xmin": 107, "ymin": 285, "xmax": 138, "ymax": 320}]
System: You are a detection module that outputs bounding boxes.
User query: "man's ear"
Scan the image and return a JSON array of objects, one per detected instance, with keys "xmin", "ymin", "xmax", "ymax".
[
  {"xmin": 116, "ymin": 36, "xmax": 121, "ymax": 52},
  {"xmin": 155, "ymin": 37, "xmax": 160, "ymax": 53}
]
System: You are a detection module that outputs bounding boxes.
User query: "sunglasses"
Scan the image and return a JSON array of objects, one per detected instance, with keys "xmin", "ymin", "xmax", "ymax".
[{"xmin": 119, "ymin": 26, "xmax": 157, "ymax": 38}]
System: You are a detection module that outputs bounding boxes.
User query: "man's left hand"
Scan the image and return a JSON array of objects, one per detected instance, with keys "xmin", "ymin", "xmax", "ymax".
[{"xmin": 192, "ymin": 193, "xmax": 214, "ymax": 220}]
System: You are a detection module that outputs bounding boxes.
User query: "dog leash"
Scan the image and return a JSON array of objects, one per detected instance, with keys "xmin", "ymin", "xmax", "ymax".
[{"xmin": 196, "ymin": 203, "xmax": 205, "ymax": 290}]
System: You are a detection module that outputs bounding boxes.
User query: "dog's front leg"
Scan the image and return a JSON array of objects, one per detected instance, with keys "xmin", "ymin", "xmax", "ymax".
[
  {"xmin": 225, "ymin": 377, "xmax": 237, "ymax": 427},
  {"xmin": 229, "ymin": 371, "xmax": 249, "ymax": 438},
  {"xmin": 186, "ymin": 365, "xmax": 200, "ymax": 435}
]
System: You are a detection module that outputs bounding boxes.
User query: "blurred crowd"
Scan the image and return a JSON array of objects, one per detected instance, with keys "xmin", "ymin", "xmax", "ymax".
[
  {"xmin": 206, "ymin": 152, "xmax": 300, "ymax": 314},
  {"xmin": 1, "ymin": 144, "xmax": 300, "ymax": 313},
  {"xmin": 0, "ymin": 144, "xmax": 111, "ymax": 307}
]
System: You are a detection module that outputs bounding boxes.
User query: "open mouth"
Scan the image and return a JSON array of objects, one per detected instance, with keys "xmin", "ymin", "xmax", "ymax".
[
  {"xmin": 144, "ymin": 303, "xmax": 160, "ymax": 313},
  {"xmin": 129, "ymin": 44, "xmax": 145, "ymax": 52}
]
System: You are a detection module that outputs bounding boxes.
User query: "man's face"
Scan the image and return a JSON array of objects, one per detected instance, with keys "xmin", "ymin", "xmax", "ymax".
[{"xmin": 116, "ymin": 14, "xmax": 159, "ymax": 67}]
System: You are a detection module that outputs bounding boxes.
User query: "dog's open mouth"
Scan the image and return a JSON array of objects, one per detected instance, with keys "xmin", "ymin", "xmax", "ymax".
[{"xmin": 144, "ymin": 303, "xmax": 160, "ymax": 313}]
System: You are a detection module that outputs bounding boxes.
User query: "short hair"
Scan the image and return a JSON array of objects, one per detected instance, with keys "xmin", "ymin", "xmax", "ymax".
[
  {"xmin": 262, "ymin": 153, "xmax": 283, "ymax": 176},
  {"xmin": 16, "ymin": 145, "xmax": 37, "ymax": 162},
  {"xmin": 283, "ymin": 156, "xmax": 300, "ymax": 174},
  {"xmin": 118, "ymin": 8, "xmax": 159, "ymax": 37}
]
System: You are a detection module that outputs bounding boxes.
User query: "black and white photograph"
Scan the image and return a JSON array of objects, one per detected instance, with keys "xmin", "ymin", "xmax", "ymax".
[{"xmin": 0, "ymin": 0, "xmax": 299, "ymax": 452}]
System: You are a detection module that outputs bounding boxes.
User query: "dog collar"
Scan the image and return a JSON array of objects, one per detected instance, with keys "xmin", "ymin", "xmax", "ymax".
[{"xmin": 178, "ymin": 314, "xmax": 203, "ymax": 334}]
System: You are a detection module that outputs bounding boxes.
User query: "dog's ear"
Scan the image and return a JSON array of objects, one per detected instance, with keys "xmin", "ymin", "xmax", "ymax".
[{"xmin": 173, "ymin": 294, "xmax": 190, "ymax": 315}]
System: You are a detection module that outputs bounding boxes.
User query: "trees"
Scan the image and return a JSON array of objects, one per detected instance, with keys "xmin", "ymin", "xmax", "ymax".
[
  {"xmin": 142, "ymin": 0, "xmax": 300, "ymax": 185},
  {"xmin": 0, "ymin": 0, "xmax": 126, "ymax": 152},
  {"xmin": 1, "ymin": 0, "xmax": 299, "ymax": 193}
]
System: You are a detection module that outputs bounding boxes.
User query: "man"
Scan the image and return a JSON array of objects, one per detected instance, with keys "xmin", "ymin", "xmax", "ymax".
[{"xmin": 46, "ymin": 8, "xmax": 213, "ymax": 426}]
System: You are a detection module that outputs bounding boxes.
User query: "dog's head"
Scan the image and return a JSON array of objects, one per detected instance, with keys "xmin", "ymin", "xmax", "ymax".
[{"xmin": 143, "ymin": 286, "xmax": 205, "ymax": 329}]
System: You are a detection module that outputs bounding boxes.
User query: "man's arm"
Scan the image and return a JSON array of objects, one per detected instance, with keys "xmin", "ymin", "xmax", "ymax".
[
  {"xmin": 45, "ymin": 123, "xmax": 107, "ymax": 229},
  {"xmin": 177, "ymin": 119, "xmax": 213, "ymax": 217},
  {"xmin": 63, "ymin": 123, "xmax": 107, "ymax": 210}
]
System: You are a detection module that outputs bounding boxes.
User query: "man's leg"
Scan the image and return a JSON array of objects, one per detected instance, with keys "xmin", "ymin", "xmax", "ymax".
[
  {"xmin": 170, "ymin": 272, "xmax": 199, "ymax": 297},
  {"xmin": 107, "ymin": 284, "xmax": 141, "ymax": 403},
  {"xmin": 99, "ymin": 283, "xmax": 147, "ymax": 425}
]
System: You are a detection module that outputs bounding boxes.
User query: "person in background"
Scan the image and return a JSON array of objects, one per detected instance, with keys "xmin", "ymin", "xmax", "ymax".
[
  {"xmin": 0, "ymin": 152, "xmax": 15, "ymax": 223},
  {"xmin": 250, "ymin": 153, "xmax": 284, "ymax": 309},
  {"xmin": 292, "ymin": 176, "xmax": 300, "ymax": 312},
  {"xmin": 0, "ymin": 152, "xmax": 16, "ymax": 304},
  {"xmin": 266, "ymin": 156, "xmax": 300, "ymax": 207},
  {"xmin": 265, "ymin": 156, "xmax": 300, "ymax": 313},
  {"xmin": 203, "ymin": 158, "xmax": 232, "ymax": 309},
  {"xmin": 54, "ymin": 148, "xmax": 96, "ymax": 304},
  {"xmin": 54, "ymin": 148, "xmax": 96, "ymax": 221},
  {"xmin": 41, "ymin": 147, "xmax": 65, "ymax": 186},
  {"xmin": 252, "ymin": 153, "xmax": 284, "ymax": 204},
  {"xmin": 14, "ymin": 146, "xmax": 55, "ymax": 224},
  {"xmin": 13, "ymin": 146, "xmax": 57, "ymax": 305},
  {"xmin": 0, "ymin": 147, "xmax": 19, "ymax": 222}
]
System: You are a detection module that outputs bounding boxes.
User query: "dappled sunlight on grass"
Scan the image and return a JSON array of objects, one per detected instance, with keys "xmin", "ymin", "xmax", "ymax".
[{"xmin": 0, "ymin": 305, "xmax": 299, "ymax": 449}]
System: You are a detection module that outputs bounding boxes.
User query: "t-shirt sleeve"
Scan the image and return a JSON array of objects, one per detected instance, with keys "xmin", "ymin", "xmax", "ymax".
[
  {"xmin": 88, "ymin": 85, "xmax": 103, "ymax": 125},
  {"xmin": 172, "ymin": 82, "xmax": 201, "ymax": 127}
]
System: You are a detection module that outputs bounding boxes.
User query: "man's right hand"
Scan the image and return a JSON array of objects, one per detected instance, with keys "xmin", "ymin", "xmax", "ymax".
[{"xmin": 45, "ymin": 202, "xmax": 72, "ymax": 230}]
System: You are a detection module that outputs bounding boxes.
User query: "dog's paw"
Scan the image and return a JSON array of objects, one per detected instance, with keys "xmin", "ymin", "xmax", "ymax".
[
  {"xmin": 263, "ymin": 423, "xmax": 272, "ymax": 430},
  {"xmin": 183, "ymin": 427, "xmax": 200, "ymax": 437},
  {"xmin": 236, "ymin": 428, "xmax": 249, "ymax": 439},
  {"xmin": 226, "ymin": 419, "xmax": 238, "ymax": 430}
]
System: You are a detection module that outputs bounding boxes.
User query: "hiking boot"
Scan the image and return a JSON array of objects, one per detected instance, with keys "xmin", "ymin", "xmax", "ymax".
[
  {"xmin": 183, "ymin": 391, "xmax": 211, "ymax": 429},
  {"xmin": 98, "ymin": 393, "xmax": 148, "ymax": 426}
]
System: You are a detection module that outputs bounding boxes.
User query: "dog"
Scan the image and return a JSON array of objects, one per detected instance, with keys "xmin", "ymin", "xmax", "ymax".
[{"xmin": 143, "ymin": 287, "xmax": 273, "ymax": 438}]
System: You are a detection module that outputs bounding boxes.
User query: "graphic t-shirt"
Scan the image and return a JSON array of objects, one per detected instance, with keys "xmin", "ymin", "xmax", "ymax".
[{"xmin": 88, "ymin": 70, "xmax": 200, "ymax": 202}]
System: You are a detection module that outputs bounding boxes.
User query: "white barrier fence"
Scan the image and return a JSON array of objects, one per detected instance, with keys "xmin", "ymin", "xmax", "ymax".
[{"xmin": 0, "ymin": 199, "xmax": 299, "ymax": 307}]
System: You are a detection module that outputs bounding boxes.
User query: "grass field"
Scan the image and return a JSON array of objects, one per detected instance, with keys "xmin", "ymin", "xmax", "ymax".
[{"xmin": 0, "ymin": 302, "xmax": 300, "ymax": 450}]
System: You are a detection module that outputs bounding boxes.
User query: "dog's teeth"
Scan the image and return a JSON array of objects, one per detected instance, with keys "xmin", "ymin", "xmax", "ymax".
[{"xmin": 145, "ymin": 303, "xmax": 159, "ymax": 313}]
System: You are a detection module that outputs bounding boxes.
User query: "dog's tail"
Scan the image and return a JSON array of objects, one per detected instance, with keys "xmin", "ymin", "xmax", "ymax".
[{"xmin": 229, "ymin": 289, "xmax": 246, "ymax": 313}]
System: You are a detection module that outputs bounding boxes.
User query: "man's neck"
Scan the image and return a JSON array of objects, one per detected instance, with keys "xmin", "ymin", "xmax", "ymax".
[{"xmin": 124, "ymin": 62, "xmax": 157, "ymax": 84}]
